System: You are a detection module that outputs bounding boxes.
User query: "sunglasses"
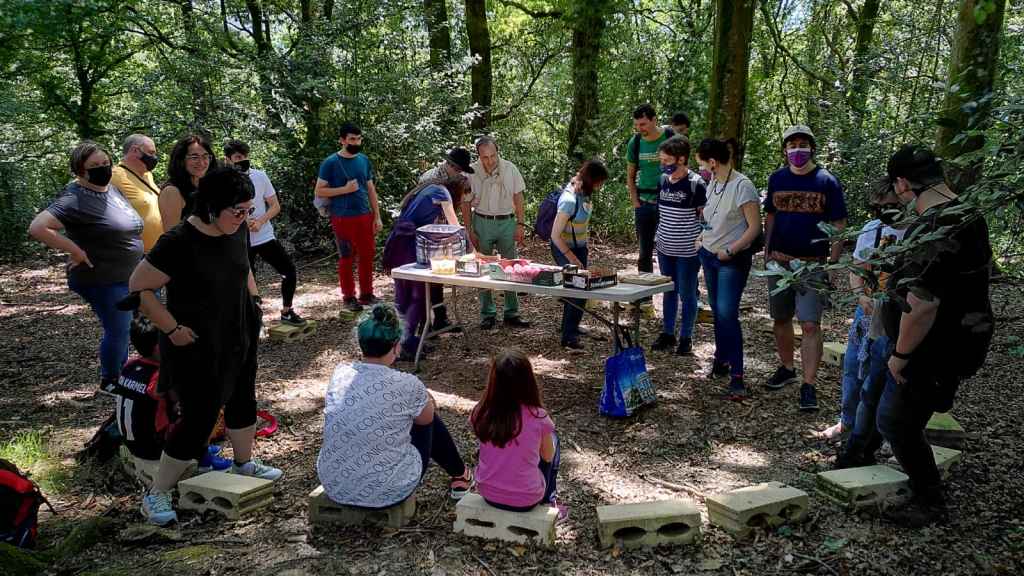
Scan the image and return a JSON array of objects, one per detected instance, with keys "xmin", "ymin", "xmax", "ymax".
[
  {"xmin": 228, "ymin": 205, "xmax": 256, "ymax": 218},
  {"xmin": 186, "ymin": 153, "xmax": 213, "ymax": 162}
]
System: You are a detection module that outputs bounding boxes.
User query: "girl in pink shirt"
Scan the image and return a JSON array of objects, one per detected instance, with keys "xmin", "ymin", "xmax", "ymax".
[{"xmin": 471, "ymin": 350, "xmax": 561, "ymax": 513}]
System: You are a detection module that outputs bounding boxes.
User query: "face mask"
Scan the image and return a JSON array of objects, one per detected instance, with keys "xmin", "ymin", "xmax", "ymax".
[
  {"xmin": 234, "ymin": 159, "xmax": 251, "ymax": 172},
  {"xmin": 661, "ymin": 164, "xmax": 678, "ymax": 175},
  {"xmin": 140, "ymin": 151, "xmax": 159, "ymax": 171},
  {"xmin": 86, "ymin": 165, "xmax": 112, "ymax": 187},
  {"xmin": 787, "ymin": 147, "xmax": 812, "ymax": 168},
  {"xmin": 345, "ymin": 144, "xmax": 362, "ymax": 154},
  {"xmin": 879, "ymin": 209, "xmax": 901, "ymax": 226},
  {"xmin": 699, "ymin": 167, "xmax": 712, "ymax": 183}
]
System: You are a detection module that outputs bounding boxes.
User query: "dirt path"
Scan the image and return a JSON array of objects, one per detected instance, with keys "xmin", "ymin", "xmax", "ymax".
[{"xmin": 1, "ymin": 240, "xmax": 1021, "ymax": 576}]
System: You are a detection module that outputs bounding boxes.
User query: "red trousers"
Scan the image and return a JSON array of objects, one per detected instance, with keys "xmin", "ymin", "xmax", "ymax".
[{"xmin": 330, "ymin": 213, "xmax": 375, "ymax": 299}]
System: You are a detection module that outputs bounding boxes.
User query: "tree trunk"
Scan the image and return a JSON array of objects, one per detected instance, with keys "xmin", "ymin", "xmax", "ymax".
[
  {"xmin": 181, "ymin": 0, "xmax": 209, "ymax": 127},
  {"xmin": 848, "ymin": 0, "xmax": 881, "ymax": 137},
  {"xmin": 566, "ymin": 0, "xmax": 609, "ymax": 161},
  {"xmin": 706, "ymin": 0, "xmax": 755, "ymax": 168},
  {"xmin": 935, "ymin": 0, "xmax": 1007, "ymax": 189},
  {"xmin": 465, "ymin": 0, "xmax": 492, "ymax": 129},
  {"xmin": 423, "ymin": 0, "xmax": 452, "ymax": 71}
]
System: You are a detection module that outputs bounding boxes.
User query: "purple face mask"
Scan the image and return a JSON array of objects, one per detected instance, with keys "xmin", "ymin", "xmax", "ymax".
[
  {"xmin": 699, "ymin": 168, "xmax": 712, "ymax": 182},
  {"xmin": 787, "ymin": 147, "xmax": 812, "ymax": 168}
]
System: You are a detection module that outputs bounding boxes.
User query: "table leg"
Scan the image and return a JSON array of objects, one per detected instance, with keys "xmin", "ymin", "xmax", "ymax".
[
  {"xmin": 612, "ymin": 302, "xmax": 620, "ymax": 354},
  {"xmin": 633, "ymin": 304, "xmax": 641, "ymax": 346},
  {"xmin": 451, "ymin": 285, "xmax": 459, "ymax": 326},
  {"xmin": 414, "ymin": 282, "xmax": 432, "ymax": 370}
]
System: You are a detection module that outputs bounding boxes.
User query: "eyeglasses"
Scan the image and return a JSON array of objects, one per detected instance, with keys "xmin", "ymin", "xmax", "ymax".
[
  {"xmin": 228, "ymin": 205, "xmax": 255, "ymax": 218},
  {"xmin": 186, "ymin": 153, "xmax": 213, "ymax": 163}
]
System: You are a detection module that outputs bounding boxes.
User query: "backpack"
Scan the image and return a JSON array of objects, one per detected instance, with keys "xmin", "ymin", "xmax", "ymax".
[
  {"xmin": 0, "ymin": 458, "xmax": 51, "ymax": 549},
  {"xmin": 628, "ymin": 127, "xmax": 674, "ymax": 164},
  {"xmin": 533, "ymin": 188, "xmax": 581, "ymax": 245}
]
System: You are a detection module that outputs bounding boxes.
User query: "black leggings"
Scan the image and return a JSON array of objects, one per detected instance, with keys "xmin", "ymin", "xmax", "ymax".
[{"xmin": 249, "ymin": 239, "xmax": 297, "ymax": 308}]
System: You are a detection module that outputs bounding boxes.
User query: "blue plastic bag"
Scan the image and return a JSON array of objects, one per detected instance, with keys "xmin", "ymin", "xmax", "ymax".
[{"xmin": 599, "ymin": 328, "xmax": 656, "ymax": 417}]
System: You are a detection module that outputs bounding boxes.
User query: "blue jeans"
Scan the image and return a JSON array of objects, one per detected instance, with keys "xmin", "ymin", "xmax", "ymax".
[
  {"xmin": 842, "ymin": 334, "xmax": 890, "ymax": 461},
  {"xmin": 485, "ymin": 432, "xmax": 561, "ymax": 512},
  {"xmin": 68, "ymin": 280, "xmax": 131, "ymax": 382},
  {"xmin": 551, "ymin": 243, "xmax": 588, "ymax": 344},
  {"xmin": 698, "ymin": 248, "xmax": 751, "ymax": 378},
  {"xmin": 840, "ymin": 306, "xmax": 867, "ymax": 429},
  {"xmin": 657, "ymin": 252, "xmax": 700, "ymax": 341},
  {"xmin": 634, "ymin": 201, "xmax": 658, "ymax": 273}
]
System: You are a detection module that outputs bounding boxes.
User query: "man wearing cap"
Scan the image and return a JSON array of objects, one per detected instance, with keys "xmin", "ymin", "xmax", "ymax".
[
  {"xmin": 417, "ymin": 148, "xmax": 475, "ymax": 332},
  {"xmin": 461, "ymin": 136, "xmax": 530, "ymax": 330},
  {"xmin": 420, "ymin": 147, "xmax": 475, "ymax": 184},
  {"xmin": 763, "ymin": 125, "xmax": 848, "ymax": 411},
  {"xmin": 876, "ymin": 145, "xmax": 991, "ymax": 527},
  {"xmin": 111, "ymin": 134, "xmax": 162, "ymax": 253}
]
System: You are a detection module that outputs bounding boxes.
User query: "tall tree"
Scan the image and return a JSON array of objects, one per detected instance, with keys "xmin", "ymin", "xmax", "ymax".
[
  {"xmin": 424, "ymin": 0, "xmax": 453, "ymax": 71},
  {"xmin": 465, "ymin": 0, "xmax": 493, "ymax": 129},
  {"xmin": 566, "ymin": 0, "xmax": 611, "ymax": 160},
  {"xmin": 707, "ymin": 0, "xmax": 755, "ymax": 168},
  {"xmin": 935, "ymin": 0, "xmax": 1007, "ymax": 188},
  {"xmin": 847, "ymin": 0, "xmax": 882, "ymax": 137}
]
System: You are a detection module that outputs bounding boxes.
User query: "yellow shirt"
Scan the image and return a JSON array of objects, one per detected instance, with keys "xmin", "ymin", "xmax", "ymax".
[{"xmin": 111, "ymin": 165, "xmax": 163, "ymax": 251}]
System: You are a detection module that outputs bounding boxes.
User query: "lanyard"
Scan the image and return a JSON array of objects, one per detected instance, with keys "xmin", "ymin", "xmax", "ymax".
[
  {"xmin": 119, "ymin": 164, "xmax": 160, "ymax": 195},
  {"xmin": 705, "ymin": 168, "xmax": 734, "ymax": 226}
]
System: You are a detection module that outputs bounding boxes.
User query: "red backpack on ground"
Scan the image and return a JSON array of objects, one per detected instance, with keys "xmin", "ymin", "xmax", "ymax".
[{"xmin": 0, "ymin": 458, "xmax": 50, "ymax": 548}]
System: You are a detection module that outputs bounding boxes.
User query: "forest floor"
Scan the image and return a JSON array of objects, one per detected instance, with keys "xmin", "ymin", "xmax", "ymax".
[{"xmin": 1, "ymin": 238, "xmax": 1022, "ymax": 576}]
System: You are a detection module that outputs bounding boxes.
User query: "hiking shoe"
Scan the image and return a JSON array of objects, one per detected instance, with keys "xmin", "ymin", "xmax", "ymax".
[
  {"xmin": 280, "ymin": 309, "xmax": 307, "ymax": 326},
  {"xmin": 357, "ymin": 294, "xmax": 378, "ymax": 306},
  {"xmin": 141, "ymin": 490, "xmax": 177, "ymax": 526},
  {"xmin": 707, "ymin": 359, "xmax": 730, "ymax": 379},
  {"xmin": 229, "ymin": 458, "xmax": 283, "ymax": 481},
  {"xmin": 675, "ymin": 337, "xmax": 693, "ymax": 356},
  {"xmin": 765, "ymin": 365, "xmax": 798, "ymax": 390},
  {"xmin": 343, "ymin": 298, "xmax": 363, "ymax": 312},
  {"xmin": 431, "ymin": 317, "xmax": 462, "ymax": 333},
  {"xmin": 650, "ymin": 333, "xmax": 676, "ymax": 352},
  {"xmin": 725, "ymin": 376, "xmax": 748, "ymax": 401},
  {"xmin": 480, "ymin": 317, "xmax": 496, "ymax": 330},
  {"xmin": 799, "ymin": 383, "xmax": 819, "ymax": 411},
  {"xmin": 562, "ymin": 339, "xmax": 584, "ymax": 352},
  {"xmin": 97, "ymin": 377, "xmax": 117, "ymax": 397},
  {"xmin": 197, "ymin": 446, "xmax": 232, "ymax": 472},
  {"xmin": 883, "ymin": 497, "xmax": 948, "ymax": 528},
  {"xmin": 503, "ymin": 316, "xmax": 531, "ymax": 329}
]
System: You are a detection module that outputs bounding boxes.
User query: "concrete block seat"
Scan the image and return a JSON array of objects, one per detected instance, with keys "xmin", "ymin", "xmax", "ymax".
[
  {"xmin": 706, "ymin": 482, "xmax": 809, "ymax": 537},
  {"xmin": 453, "ymin": 493, "xmax": 558, "ymax": 548},
  {"xmin": 595, "ymin": 500, "xmax": 701, "ymax": 549},
  {"xmin": 178, "ymin": 471, "xmax": 275, "ymax": 520},
  {"xmin": 308, "ymin": 485, "xmax": 416, "ymax": 529}
]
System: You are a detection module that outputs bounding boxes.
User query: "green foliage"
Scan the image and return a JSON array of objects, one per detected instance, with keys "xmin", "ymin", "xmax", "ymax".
[{"xmin": 0, "ymin": 429, "xmax": 70, "ymax": 495}]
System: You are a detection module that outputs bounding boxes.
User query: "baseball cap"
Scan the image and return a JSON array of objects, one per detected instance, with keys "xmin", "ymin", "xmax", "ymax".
[{"xmin": 782, "ymin": 125, "xmax": 815, "ymax": 144}]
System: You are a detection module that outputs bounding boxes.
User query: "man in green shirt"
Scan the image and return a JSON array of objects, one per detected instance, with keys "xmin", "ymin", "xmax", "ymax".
[{"xmin": 626, "ymin": 103, "xmax": 673, "ymax": 273}]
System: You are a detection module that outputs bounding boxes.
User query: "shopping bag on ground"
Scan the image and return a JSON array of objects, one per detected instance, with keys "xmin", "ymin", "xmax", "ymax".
[{"xmin": 599, "ymin": 328, "xmax": 657, "ymax": 418}]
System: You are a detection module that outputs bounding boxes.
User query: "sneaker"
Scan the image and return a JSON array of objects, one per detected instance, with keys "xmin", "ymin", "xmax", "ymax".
[
  {"xmin": 765, "ymin": 365, "xmax": 798, "ymax": 390},
  {"xmin": 97, "ymin": 377, "xmax": 117, "ymax": 397},
  {"xmin": 480, "ymin": 317, "xmax": 496, "ymax": 330},
  {"xmin": 343, "ymin": 297, "xmax": 363, "ymax": 312},
  {"xmin": 707, "ymin": 360, "xmax": 730, "ymax": 379},
  {"xmin": 503, "ymin": 316, "xmax": 531, "ymax": 329},
  {"xmin": 197, "ymin": 446, "xmax": 232, "ymax": 472},
  {"xmin": 280, "ymin": 309, "xmax": 307, "ymax": 326},
  {"xmin": 650, "ymin": 333, "xmax": 676, "ymax": 352},
  {"xmin": 431, "ymin": 317, "xmax": 462, "ymax": 333},
  {"xmin": 725, "ymin": 376, "xmax": 748, "ymax": 401},
  {"xmin": 357, "ymin": 294, "xmax": 378, "ymax": 306},
  {"xmin": 883, "ymin": 497, "xmax": 948, "ymax": 528},
  {"xmin": 141, "ymin": 490, "xmax": 177, "ymax": 526},
  {"xmin": 229, "ymin": 458, "xmax": 283, "ymax": 482},
  {"xmin": 675, "ymin": 337, "xmax": 693, "ymax": 356},
  {"xmin": 450, "ymin": 468, "xmax": 474, "ymax": 500},
  {"xmin": 798, "ymin": 383, "xmax": 819, "ymax": 411},
  {"xmin": 562, "ymin": 339, "xmax": 584, "ymax": 352}
]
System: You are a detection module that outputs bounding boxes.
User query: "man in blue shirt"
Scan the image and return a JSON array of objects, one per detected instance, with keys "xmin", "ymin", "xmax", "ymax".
[
  {"xmin": 763, "ymin": 125, "xmax": 848, "ymax": 411},
  {"xmin": 315, "ymin": 123, "xmax": 383, "ymax": 312}
]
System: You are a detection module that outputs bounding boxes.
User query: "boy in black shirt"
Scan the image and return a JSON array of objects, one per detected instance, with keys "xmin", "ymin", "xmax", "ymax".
[{"xmin": 878, "ymin": 145, "xmax": 993, "ymax": 527}]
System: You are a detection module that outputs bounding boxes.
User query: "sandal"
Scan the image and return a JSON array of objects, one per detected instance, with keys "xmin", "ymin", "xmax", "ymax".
[
  {"xmin": 449, "ymin": 468, "xmax": 474, "ymax": 500},
  {"xmin": 812, "ymin": 422, "xmax": 844, "ymax": 440}
]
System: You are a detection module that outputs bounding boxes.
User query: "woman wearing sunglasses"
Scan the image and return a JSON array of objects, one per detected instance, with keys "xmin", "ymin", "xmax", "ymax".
[
  {"xmin": 159, "ymin": 133, "xmax": 216, "ymax": 230},
  {"xmin": 128, "ymin": 165, "xmax": 282, "ymax": 526}
]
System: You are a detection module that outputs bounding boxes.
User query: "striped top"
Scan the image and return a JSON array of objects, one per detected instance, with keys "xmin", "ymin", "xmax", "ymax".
[
  {"xmin": 557, "ymin": 186, "xmax": 592, "ymax": 246},
  {"xmin": 656, "ymin": 171, "xmax": 707, "ymax": 258}
]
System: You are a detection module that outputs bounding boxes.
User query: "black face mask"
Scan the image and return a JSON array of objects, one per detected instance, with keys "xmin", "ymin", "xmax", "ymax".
[
  {"xmin": 234, "ymin": 159, "xmax": 251, "ymax": 172},
  {"xmin": 345, "ymin": 144, "xmax": 362, "ymax": 154},
  {"xmin": 877, "ymin": 203, "xmax": 902, "ymax": 226},
  {"xmin": 86, "ymin": 165, "xmax": 112, "ymax": 187},
  {"xmin": 140, "ymin": 151, "xmax": 159, "ymax": 171}
]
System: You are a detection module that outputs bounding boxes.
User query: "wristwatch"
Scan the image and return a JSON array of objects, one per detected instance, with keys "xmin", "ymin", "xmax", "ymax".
[
  {"xmin": 891, "ymin": 349, "xmax": 913, "ymax": 360},
  {"xmin": 724, "ymin": 246, "xmax": 734, "ymax": 257}
]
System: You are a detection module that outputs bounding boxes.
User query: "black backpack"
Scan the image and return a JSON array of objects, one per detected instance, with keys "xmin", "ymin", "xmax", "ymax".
[{"xmin": 628, "ymin": 127, "xmax": 674, "ymax": 164}]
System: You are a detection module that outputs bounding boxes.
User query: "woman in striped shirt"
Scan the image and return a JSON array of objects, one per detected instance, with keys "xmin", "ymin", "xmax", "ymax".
[{"xmin": 651, "ymin": 137, "xmax": 707, "ymax": 355}]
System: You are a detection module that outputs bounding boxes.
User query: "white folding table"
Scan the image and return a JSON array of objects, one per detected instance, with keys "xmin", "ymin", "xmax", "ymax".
[{"xmin": 390, "ymin": 263, "xmax": 675, "ymax": 369}]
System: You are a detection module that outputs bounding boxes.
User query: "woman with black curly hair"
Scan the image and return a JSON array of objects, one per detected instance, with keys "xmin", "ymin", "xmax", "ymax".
[
  {"xmin": 129, "ymin": 165, "xmax": 282, "ymax": 526},
  {"xmin": 158, "ymin": 133, "xmax": 216, "ymax": 230}
]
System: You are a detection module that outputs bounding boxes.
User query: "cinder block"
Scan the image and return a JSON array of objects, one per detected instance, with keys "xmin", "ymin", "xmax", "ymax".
[
  {"xmin": 706, "ymin": 482, "xmax": 809, "ymax": 538},
  {"xmin": 178, "ymin": 472, "xmax": 275, "ymax": 520},
  {"xmin": 308, "ymin": 485, "xmax": 416, "ymax": 528},
  {"xmin": 269, "ymin": 320, "xmax": 318, "ymax": 343},
  {"xmin": 453, "ymin": 493, "xmax": 558, "ymax": 548},
  {"xmin": 925, "ymin": 412, "xmax": 965, "ymax": 449},
  {"xmin": 889, "ymin": 445, "xmax": 962, "ymax": 479},
  {"xmin": 816, "ymin": 465, "xmax": 910, "ymax": 508},
  {"xmin": 822, "ymin": 342, "xmax": 846, "ymax": 367},
  {"xmin": 596, "ymin": 500, "xmax": 701, "ymax": 549},
  {"xmin": 120, "ymin": 445, "xmax": 197, "ymax": 488}
]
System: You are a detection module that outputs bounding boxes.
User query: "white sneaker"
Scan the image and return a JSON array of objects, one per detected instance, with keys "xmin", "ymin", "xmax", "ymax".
[
  {"xmin": 141, "ymin": 490, "xmax": 177, "ymax": 526},
  {"xmin": 229, "ymin": 458, "xmax": 283, "ymax": 481}
]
